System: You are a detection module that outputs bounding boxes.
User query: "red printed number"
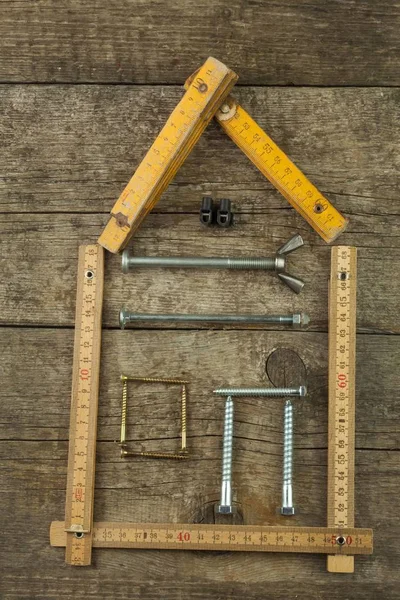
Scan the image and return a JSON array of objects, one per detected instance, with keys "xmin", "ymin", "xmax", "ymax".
[
  {"xmin": 177, "ymin": 531, "xmax": 191, "ymax": 542},
  {"xmin": 80, "ymin": 369, "xmax": 90, "ymax": 381},
  {"xmin": 338, "ymin": 373, "xmax": 347, "ymax": 388}
]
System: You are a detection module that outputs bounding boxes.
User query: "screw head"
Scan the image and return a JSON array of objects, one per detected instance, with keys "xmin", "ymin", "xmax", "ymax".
[
  {"xmin": 292, "ymin": 313, "xmax": 311, "ymax": 329},
  {"xmin": 119, "ymin": 308, "xmax": 130, "ymax": 329},
  {"xmin": 280, "ymin": 506, "xmax": 295, "ymax": 516},
  {"xmin": 121, "ymin": 249, "xmax": 131, "ymax": 274},
  {"xmin": 217, "ymin": 504, "xmax": 236, "ymax": 515}
]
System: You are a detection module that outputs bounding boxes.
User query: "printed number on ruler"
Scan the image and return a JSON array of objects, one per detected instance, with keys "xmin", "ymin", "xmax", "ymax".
[
  {"xmin": 332, "ymin": 247, "xmax": 356, "ymax": 527},
  {"xmin": 216, "ymin": 100, "xmax": 348, "ymax": 243},
  {"xmin": 50, "ymin": 522, "xmax": 373, "ymax": 554},
  {"xmin": 65, "ymin": 244, "xmax": 104, "ymax": 566}
]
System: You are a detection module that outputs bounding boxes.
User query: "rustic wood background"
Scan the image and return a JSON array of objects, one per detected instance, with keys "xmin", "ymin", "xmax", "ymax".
[{"xmin": 1, "ymin": 1, "xmax": 399, "ymax": 598}]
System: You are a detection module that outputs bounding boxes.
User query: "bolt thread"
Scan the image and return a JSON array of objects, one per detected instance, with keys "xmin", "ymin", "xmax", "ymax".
[
  {"xmin": 227, "ymin": 258, "xmax": 276, "ymax": 270},
  {"xmin": 214, "ymin": 386, "xmax": 306, "ymax": 398},
  {"xmin": 221, "ymin": 397, "xmax": 234, "ymax": 484},
  {"xmin": 282, "ymin": 401, "xmax": 293, "ymax": 486},
  {"xmin": 120, "ymin": 312, "xmax": 296, "ymax": 326},
  {"xmin": 126, "ymin": 256, "xmax": 278, "ymax": 271}
]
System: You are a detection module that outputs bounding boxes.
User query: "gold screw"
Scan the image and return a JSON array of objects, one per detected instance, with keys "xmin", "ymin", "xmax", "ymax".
[{"xmin": 118, "ymin": 374, "xmax": 190, "ymax": 459}]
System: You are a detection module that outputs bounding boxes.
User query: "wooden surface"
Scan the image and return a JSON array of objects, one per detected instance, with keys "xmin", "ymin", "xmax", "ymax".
[{"xmin": 1, "ymin": 2, "xmax": 400, "ymax": 599}]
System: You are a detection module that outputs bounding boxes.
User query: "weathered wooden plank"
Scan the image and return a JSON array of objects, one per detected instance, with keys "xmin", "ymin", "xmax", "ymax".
[
  {"xmin": 0, "ymin": 447, "xmax": 398, "ymax": 596},
  {"xmin": 1, "ymin": 86, "xmax": 400, "ymax": 214},
  {"xmin": 0, "ymin": 328, "xmax": 399, "ymax": 451},
  {"xmin": 0, "ymin": 1, "xmax": 399, "ymax": 85},
  {"xmin": 0, "ymin": 213, "xmax": 398, "ymax": 331}
]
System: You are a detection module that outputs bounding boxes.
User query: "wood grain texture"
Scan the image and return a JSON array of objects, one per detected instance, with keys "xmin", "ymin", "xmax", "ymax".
[
  {"xmin": 0, "ymin": 1, "xmax": 400, "ymax": 85},
  {"xmin": 0, "ymin": 213, "xmax": 399, "ymax": 332},
  {"xmin": 0, "ymin": 327, "xmax": 399, "ymax": 598},
  {"xmin": 1, "ymin": 85, "xmax": 400, "ymax": 214},
  {"xmin": 1, "ymin": 2, "xmax": 400, "ymax": 595}
]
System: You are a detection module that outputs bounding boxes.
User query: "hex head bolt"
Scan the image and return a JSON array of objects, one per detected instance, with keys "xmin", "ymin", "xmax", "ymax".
[
  {"xmin": 218, "ymin": 396, "xmax": 235, "ymax": 514},
  {"xmin": 119, "ymin": 309, "xmax": 311, "ymax": 329},
  {"xmin": 214, "ymin": 385, "xmax": 306, "ymax": 515},
  {"xmin": 121, "ymin": 234, "xmax": 305, "ymax": 293},
  {"xmin": 281, "ymin": 399, "xmax": 295, "ymax": 516}
]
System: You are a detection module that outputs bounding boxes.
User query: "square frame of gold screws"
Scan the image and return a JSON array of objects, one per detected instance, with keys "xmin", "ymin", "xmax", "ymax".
[{"xmin": 118, "ymin": 375, "xmax": 189, "ymax": 460}]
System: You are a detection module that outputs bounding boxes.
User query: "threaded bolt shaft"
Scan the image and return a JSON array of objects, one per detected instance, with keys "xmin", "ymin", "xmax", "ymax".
[
  {"xmin": 213, "ymin": 386, "xmax": 306, "ymax": 398},
  {"xmin": 121, "ymin": 235, "xmax": 305, "ymax": 293},
  {"xmin": 119, "ymin": 309, "xmax": 310, "ymax": 329},
  {"xmin": 281, "ymin": 400, "xmax": 295, "ymax": 515},
  {"xmin": 123, "ymin": 255, "xmax": 281, "ymax": 272},
  {"xmin": 217, "ymin": 396, "xmax": 235, "ymax": 514}
]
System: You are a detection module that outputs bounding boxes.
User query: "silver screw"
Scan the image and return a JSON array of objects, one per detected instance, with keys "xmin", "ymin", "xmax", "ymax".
[
  {"xmin": 119, "ymin": 309, "xmax": 310, "ymax": 329},
  {"xmin": 122, "ymin": 234, "xmax": 305, "ymax": 294},
  {"xmin": 213, "ymin": 386, "xmax": 306, "ymax": 398},
  {"xmin": 281, "ymin": 400, "xmax": 295, "ymax": 516},
  {"xmin": 217, "ymin": 396, "xmax": 235, "ymax": 514}
]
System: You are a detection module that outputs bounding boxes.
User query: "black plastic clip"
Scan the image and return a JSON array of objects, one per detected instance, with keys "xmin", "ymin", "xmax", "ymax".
[
  {"xmin": 199, "ymin": 196, "xmax": 214, "ymax": 227},
  {"xmin": 216, "ymin": 198, "xmax": 233, "ymax": 227}
]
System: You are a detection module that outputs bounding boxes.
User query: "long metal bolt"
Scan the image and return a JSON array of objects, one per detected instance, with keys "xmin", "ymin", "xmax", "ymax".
[
  {"xmin": 217, "ymin": 396, "xmax": 235, "ymax": 514},
  {"xmin": 122, "ymin": 234, "xmax": 305, "ymax": 293},
  {"xmin": 213, "ymin": 386, "xmax": 306, "ymax": 398},
  {"xmin": 281, "ymin": 400, "xmax": 295, "ymax": 516},
  {"xmin": 119, "ymin": 309, "xmax": 310, "ymax": 329}
]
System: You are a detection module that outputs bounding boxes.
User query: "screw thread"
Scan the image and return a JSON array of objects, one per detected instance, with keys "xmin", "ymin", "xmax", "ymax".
[
  {"xmin": 122, "ymin": 376, "xmax": 188, "ymax": 384},
  {"xmin": 120, "ymin": 378, "xmax": 128, "ymax": 444},
  {"xmin": 221, "ymin": 396, "xmax": 234, "ymax": 484},
  {"xmin": 214, "ymin": 386, "xmax": 306, "ymax": 398},
  {"xmin": 283, "ymin": 400, "xmax": 293, "ymax": 486},
  {"xmin": 181, "ymin": 384, "xmax": 187, "ymax": 452},
  {"xmin": 122, "ymin": 450, "xmax": 188, "ymax": 460}
]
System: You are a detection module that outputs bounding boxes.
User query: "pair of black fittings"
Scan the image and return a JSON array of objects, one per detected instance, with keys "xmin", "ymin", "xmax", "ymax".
[{"xmin": 200, "ymin": 196, "xmax": 233, "ymax": 228}]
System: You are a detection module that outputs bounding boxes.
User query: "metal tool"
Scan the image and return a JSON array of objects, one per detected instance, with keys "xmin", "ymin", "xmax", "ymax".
[
  {"xmin": 119, "ymin": 309, "xmax": 310, "ymax": 329},
  {"xmin": 119, "ymin": 375, "xmax": 189, "ymax": 459},
  {"xmin": 217, "ymin": 396, "xmax": 235, "ymax": 514},
  {"xmin": 122, "ymin": 234, "xmax": 305, "ymax": 293},
  {"xmin": 213, "ymin": 386, "xmax": 306, "ymax": 397},
  {"xmin": 214, "ymin": 386, "xmax": 306, "ymax": 514},
  {"xmin": 281, "ymin": 400, "xmax": 295, "ymax": 516}
]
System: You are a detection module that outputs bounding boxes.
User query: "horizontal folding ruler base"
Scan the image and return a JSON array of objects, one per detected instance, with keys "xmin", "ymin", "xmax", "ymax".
[{"xmin": 51, "ymin": 246, "xmax": 372, "ymax": 570}]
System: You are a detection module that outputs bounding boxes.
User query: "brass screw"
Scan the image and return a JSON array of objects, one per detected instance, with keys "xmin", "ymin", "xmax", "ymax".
[
  {"xmin": 119, "ymin": 375, "xmax": 190, "ymax": 459},
  {"xmin": 181, "ymin": 384, "xmax": 187, "ymax": 453}
]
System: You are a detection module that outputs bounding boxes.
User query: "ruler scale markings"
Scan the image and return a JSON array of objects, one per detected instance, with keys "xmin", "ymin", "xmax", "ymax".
[
  {"xmin": 215, "ymin": 100, "xmax": 347, "ymax": 243},
  {"xmin": 327, "ymin": 246, "xmax": 357, "ymax": 573},
  {"xmin": 64, "ymin": 245, "xmax": 104, "ymax": 566},
  {"xmin": 99, "ymin": 57, "xmax": 238, "ymax": 253},
  {"xmin": 51, "ymin": 522, "xmax": 372, "ymax": 555}
]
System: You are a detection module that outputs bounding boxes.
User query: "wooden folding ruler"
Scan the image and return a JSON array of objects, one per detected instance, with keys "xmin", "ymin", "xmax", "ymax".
[
  {"xmin": 51, "ymin": 244, "xmax": 372, "ymax": 569},
  {"xmin": 64, "ymin": 244, "xmax": 104, "ymax": 565},
  {"xmin": 99, "ymin": 57, "xmax": 347, "ymax": 253},
  {"xmin": 327, "ymin": 246, "xmax": 358, "ymax": 572}
]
